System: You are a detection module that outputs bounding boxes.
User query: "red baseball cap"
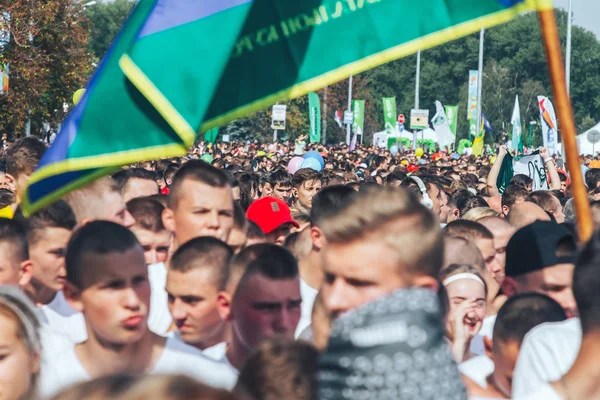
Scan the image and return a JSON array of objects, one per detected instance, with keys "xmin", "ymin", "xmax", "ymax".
[{"xmin": 246, "ymin": 197, "xmax": 299, "ymax": 234}]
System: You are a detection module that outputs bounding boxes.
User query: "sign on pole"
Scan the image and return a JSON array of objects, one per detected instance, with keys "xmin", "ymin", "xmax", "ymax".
[
  {"xmin": 343, "ymin": 110, "xmax": 354, "ymax": 125},
  {"xmin": 467, "ymin": 70, "xmax": 479, "ymax": 120},
  {"xmin": 271, "ymin": 104, "xmax": 287, "ymax": 130},
  {"xmin": 410, "ymin": 109, "xmax": 429, "ymax": 130},
  {"xmin": 398, "ymin": 114, "xmax": 405, "ymax": 124}
]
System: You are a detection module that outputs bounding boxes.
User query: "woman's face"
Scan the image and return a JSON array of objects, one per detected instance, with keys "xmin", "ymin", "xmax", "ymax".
[
  {"xmin": 445, "ymin": 278, "xmax": 486, "ymax": 342},
  {"xmin": 0, "ymin": 312, "xmax": 38, "ymax": 400}
]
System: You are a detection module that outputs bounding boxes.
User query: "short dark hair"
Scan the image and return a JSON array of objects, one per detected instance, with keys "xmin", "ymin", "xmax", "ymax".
[
  {"xmin": 444, "ymin": 220, "xmax": 494, "ymax": 241},
  {"xmin": 126, "ymin": 197, "xmax": 166, "ymax": 233},
  {"xmin": 309, "ymin": 185, "xmax": 356, "ymax": 227},
  {"xmin": 66, "ymin": 221, "xmax": 141, "ymax": 289},
  {"xmin": 247, "ymin": 221, "xmax": 266, "ymax": 241},
  {"xmin": 233, "ymin": 202, "xmax": 248, "ymax": 230},
  {"xmin": 527, "ymin": 191, "xmax": 558, "ymax": 213},
  {"xmin": 168, "ymin": 160, "xmax": 230, "ymax": 208},
  {"xmin": 493, "ymin": 293, "xmax": 566, "ymax": 347},
  {"xmin": 5, "ymin": 137, "xmax": 46, "ymax": 178},
  {"xmin": 586, "ymin": 168, "xmax": 600, "ymax": 191},
  {"xmin": 162, "ymin": 163, "xmax": 180, "ymax": 184},
  {"xmin": 573, "ymin": 231, "xmax": 600, "ymax": 333},
  {"xmin": 510, "ymin": 174, "xmax": 533, "ymax": 190},
  {"xmin": 112, "ymin": 168, "xmax": 157, "ymax": 194},
  {"xmin": 292, "ymin": 169, "xmax": 321, "ymax": 189},
  {"xmin": 269, "ymin": 169, "xmax": 292, "ymax": 188},
  {"xmin": 13, "ymin": 200, "xmax": 76, "ymax": 245},
  {"xmin": 502, "ymin": 184, "xmax": 529, "ymax": 209},
  {"xmin": 456, "ymin": 196, "xmax": 489, "ymax": 217},
  {"xmin": 0, "ymin": 218, "xmax": 28, "ymax": 263},
  {"xmin": 170, "ymin": 237, "xmax": 233, "ymax": 285},
  {"xmin": 235, "ymin": 338, "xmax": 318, "ymax": 400},
  {"xmin": 225, "ymin": 244, "xmax": 298, "ymax": 294}
]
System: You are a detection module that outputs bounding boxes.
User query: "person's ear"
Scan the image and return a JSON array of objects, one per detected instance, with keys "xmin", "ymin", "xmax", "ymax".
[
  {"xmin": 3, "ymin": 174, "xmax": 17, "ymax": 191},
  {"xmin": 501, "ymin": 277, "xmax": 518, "ymax": 297},
  {"xmin": 483, "ymin": 336, "xmax": 494, "ymax": 360},
  {"xmin": 18, "ymin": 259, "xmax": 33, "ymax": 288},
  {"xmin": 80, "ymin": 218, "xmax": 93, "ymax": 228},
  {"xmin": 162, "ymin": 208, "xmax": 176, "ymax": 234},
  {"xmin": 502, "ymin": 205, "xmax": 510, "ymax": 217},
  {"xmin": 63, "ymin": 281, "xmax": 84, "ymax": 312},
  {"xmin": 310, "ymin": 226, "xmax": 326, "ymax": 250},
  {"xmin": 291, "ymin": 188, "xmax": 298, "ymax": 199},
  {"xmin": 216, "ymin": 291, "xmax": 233, "ymax": 322}
]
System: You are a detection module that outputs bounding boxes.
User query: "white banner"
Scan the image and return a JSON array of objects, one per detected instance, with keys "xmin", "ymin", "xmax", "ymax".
[
  {"xmin": 537, "ymin": 96, "xmax": 558, "ymax": 155},
  {"xmin": 513, "ymin": 153, "xmax": 549, "ymax": 191},
  {"xmin": 431, "ymin": 101, "xmax": 454, "ymax": 149}
]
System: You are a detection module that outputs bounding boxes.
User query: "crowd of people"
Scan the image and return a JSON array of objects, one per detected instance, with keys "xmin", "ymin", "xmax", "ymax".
[{"xmin": 0, "ymin": 135, "xmax": 599, "ymax": 399}]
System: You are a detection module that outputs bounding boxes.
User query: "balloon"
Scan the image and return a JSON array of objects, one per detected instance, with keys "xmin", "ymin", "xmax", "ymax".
[
  {"xmin": 300, "ymin": 157, "xmax": 322, "ymax": 172},
  {"xmin": 415, "ymin": 148, "xmax": 424, "ymax": 158},
  {"xmin": 303, "ymin": 150, "xmax": 324, "ymax": 169},
  {"xmin": 288, "ymin": 156, "xmax": 304, "ymax": 174},
  {"xmin": 73, "ymin": 88, "xmax": 86, "ymax": 105},
  {"xmin": 200, "ymin": 154, "xmax": 214, "ymax": 163},
  {"xmin": 390, "ymin": 145, "xmax": 399, "ymax": 155}
]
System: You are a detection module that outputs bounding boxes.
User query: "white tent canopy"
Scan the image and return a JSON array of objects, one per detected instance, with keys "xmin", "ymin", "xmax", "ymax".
[
  {"xmin": 372, "ymin": 128, "xmax": 438, "ymax": 148},
  {"xmin": 556, "ymin": 121, "xmax": 600, "ymax": 155}
]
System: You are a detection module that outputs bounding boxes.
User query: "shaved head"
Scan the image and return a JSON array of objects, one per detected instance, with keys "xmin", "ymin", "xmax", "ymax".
[
  {"xmin": 479, "ymin": 216, "xmax": 515, "ymax": 235},
  {"xmin": 507, "ymin": 202, "xmax": 551, "ymax": 230},
  {"xmin": 443, "ymin": 235, "xmax": 484, "ymax": 271}
]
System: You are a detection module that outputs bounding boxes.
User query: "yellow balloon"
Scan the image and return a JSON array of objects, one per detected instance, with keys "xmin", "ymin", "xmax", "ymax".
[
  {"xmin": 73, "ymin": 88, "xmax": 86, "ymax": 105},
  {"xmin": 415, "ymin": 148, "xmax": 424, "ymax": 158}
]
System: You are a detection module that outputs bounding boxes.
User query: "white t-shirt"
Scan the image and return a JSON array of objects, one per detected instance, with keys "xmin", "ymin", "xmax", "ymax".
[
  {"xmin": 514, "ymin": 383, "xmax": 562, "ymax": 400},
  {"xmin": 203, "ymin": 342, "xmax": 227, "ymax": 361},
  {"xmin": 459, "ymin": 355, "xmax": 494, "ymax": 388},
  {"xmin": 211, "ymin": 349, "xmax": 239, "ymax": 381},
  {"xmin": 512, "ymin": 318, "xmax": 581, "ymax": 398},
  {"xmin": 147, "ymin": 262, "xmax": 173, "ymax": 335},
  {"xmin": 470, "ymin": 315, "xmax": 497, "ymax": 355},
  {"xmin": 40, "ymin": 337, "xmax": 237, "ymax": 398},
  {"xmin": 295, "ymin": 279, "xmax": 318, "ymax": 338},
  {"xmin": 38, "ymin": 291, "xmax": 87, "ymax": 344}
]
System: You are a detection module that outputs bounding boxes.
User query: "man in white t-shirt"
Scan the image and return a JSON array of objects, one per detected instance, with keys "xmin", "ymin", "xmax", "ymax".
[
  {"xmin": 217, "ymin": 244, "xmax": 302, "ymax": 372},
  {"xmin": 513, "ymin": 231, "xmax": 600, "ymax": 399},
  {"xmin": 40, "ymin": 221, "xmax": 236, "ymax": 397},
  {"xmin": 166, "ymin": 236, "xmax": 232, "ymax": 353},
  {"xmin": 126, "ymin": 197, "xmax": 173, "ymax": 335}
]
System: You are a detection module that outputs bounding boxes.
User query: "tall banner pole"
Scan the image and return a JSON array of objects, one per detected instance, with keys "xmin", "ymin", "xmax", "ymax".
[{"xmin": 539, "ymin": 7, "xmax": 592, "ymax": 242}]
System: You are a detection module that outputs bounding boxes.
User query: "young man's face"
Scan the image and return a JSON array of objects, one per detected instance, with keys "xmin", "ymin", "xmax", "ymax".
[
  {"xmin": 260, "ymin": 183, "xmax": 273, "ymax": 198},
  {"xmin": 166, "ymin": 268, "xmax": 224, "ymax": 349},
  {"xmin": 122, "ymin": 178, "xmax": 159, "ymax": 203},
  {"xmin": 467, "ymin": 165, "xmax": 478, "ymax": 175},
  {"xmin": 163, "ymin": 179, "xmax": 234, "ymax": 244},
  {"xmin": 130, "ymin": 227, "xmax": 171, "ymax": 265},
  {"xmin": 227, "ymin": 226, "xmax": 247, "ymax": 254},
  {"xmin": 29, "ymin": 227, "xmax": 72, "ymax": 293},
  {"xmin": 296, "ymin": 179, "xmax": 321, "ymax": 210},
  {"xmin": 488, "ymin": 339, "xmax": 520, "ymax": 396},
  {"xmin": 101, "ymin": 190, "xmax": 136, "ymax": 229},
  {"xmin": 476, "ymin": 237, "xmax": 504, "ymax": 285},
  {"xmin": 230, "ymin": 273, "xmax": 301, "ymax": 351},
  {"xmin": 321, "ymin": 239, "xmax": 413, "ymax": 319},
  {"xmin": 69, "ymin": 247, "xmax": 150, "ymax": 344},
  {"xmin": 265, "ymin": 223, "xmax": 293, "ymax": 246},
  {"xmin": 519, "ymin": 263, "xmax": 577, "ymax": 318},
  {"xmin": 272, "ymin": 183, "xmax": 292, "ymax": 201}
]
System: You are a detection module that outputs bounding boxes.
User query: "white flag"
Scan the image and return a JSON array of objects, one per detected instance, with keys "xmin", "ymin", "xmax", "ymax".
[
  {"xmin": 511, "ymin": 95, "xmax": 522, "ymax": 151},
  {"xmin": 537, "ymin": 96, "xmax": 558, "ymax": 155},
  {"xmin": 431, "ymin": 101, "xmax": 454, "ymax": 150}
]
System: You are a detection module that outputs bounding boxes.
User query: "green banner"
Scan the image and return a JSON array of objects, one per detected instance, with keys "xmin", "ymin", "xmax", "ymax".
[
  {"xmin": 308, "ymin": 92, "xmax": 321, "ymax": 143},
  {"xmin": 497, "ymin": 153, "xmax": 514, "ymax": 195},
  {"xmin": 204, "ymin": 126, "xmax": 219, "ymax": 144},
  {"xmin": 382, "ymin": 97, "xmax": 396, "ymax": 136},
  {"xmin": 445, "ymin": 105, "xmax": 458, "ymax": 136},
  {"xmin": 352, "ymin": 99, "xmax": 364, "ymax": 135}
]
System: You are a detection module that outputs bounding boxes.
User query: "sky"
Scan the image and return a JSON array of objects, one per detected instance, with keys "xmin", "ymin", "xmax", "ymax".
[{"xmin": 554, "ymin": 0, "xmax": 600, "ymax": 39}]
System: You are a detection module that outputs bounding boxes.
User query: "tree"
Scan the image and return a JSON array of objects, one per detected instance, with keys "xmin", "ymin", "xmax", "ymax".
[
  {"xmin": 0, "ymin": 0, "xmax": 92, "ymax": 136},
  {"xmin": 86, "ymin": 0, "xmax": 136, "ymax": 60}
]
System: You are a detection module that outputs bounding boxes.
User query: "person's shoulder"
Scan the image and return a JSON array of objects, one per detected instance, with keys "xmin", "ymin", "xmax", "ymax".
[
  {"xmin": 513, "ymin": 383, "xmax": 561, "ymax": 400},
  {"xmin": 524, "ymin": 318, "xmax": 581, "ymax": 343}
]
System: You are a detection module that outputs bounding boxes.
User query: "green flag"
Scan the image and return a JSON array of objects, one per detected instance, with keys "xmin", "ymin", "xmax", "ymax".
[
  {"xmin": 352, "ymin": 100, "xmax": 364, "ymax": 136},
  {"xmin": 445, "ymin": 105, "xmax": 458, "ymax": 136},
  {"xmin": 24, "ymin": 0, "xmax": 551, "ymax": 215},
  {"xmin": 204, "ymin": 126, "xmax": 219, "ymax": 144},
  {"xmin": 308, "ymin": 92, "xmax": 321, "ymax": 143},
  {"xmin": 382, "ymin": 97, "xmax": 396, "ymax": 136},
  {"xmin": 496, "ymin": 153, "xmax": 514, "ymax": 195}
]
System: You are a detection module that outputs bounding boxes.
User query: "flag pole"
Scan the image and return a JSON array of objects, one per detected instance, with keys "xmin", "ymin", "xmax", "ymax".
[{"xmin": 539, "ymin": 8, "xmax": 592, "ymax": 242}]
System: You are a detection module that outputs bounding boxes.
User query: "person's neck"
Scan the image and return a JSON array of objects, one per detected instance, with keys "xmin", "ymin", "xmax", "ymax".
[
  {"xmin": 554, "ymin": 331, "xmax": 600, "ymax": 399},
  {"xmin": 225, "ymin": 334, "xmax": 250, "ymax": 371},
  {"xmin": 76, "ymin": 327, "xmax": 165, "ymax": 378},
  {"xmin": 24, "ymin": 281, "xmax": 57, "ymax": 306},
  {"xmin": 189, "ymin": 325, "xmax": 227, "ymax": 352},
  {"xmin": 299, "ymin": 248, "xmax": 324, "ymax": 290}
]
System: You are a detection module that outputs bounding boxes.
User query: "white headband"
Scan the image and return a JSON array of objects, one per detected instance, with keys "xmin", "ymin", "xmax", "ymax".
[{"xmin": 443, "ymin": 273, "xmax": 485, "ymax": 287}]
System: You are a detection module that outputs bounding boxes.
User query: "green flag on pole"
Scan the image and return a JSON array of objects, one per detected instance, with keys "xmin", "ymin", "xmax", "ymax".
[
  {"xmin": 204, "ymin": 126, "xmax": 220, "ymax": 144},
  {"xmin": 308, "ymin": 92, "xmax": 321, "ymax": 143},
  {"xmin": 382, "ymin": 97, "xmax": 397, "ymax": 136},
  {"xmin": 445, "ymin": 105, "xmax": 458, "ymax": 136},
  {"xmin": 496, "ymin": 153, "xmax": 514, "ymax": 195},
  {"xmin": 23, "ymin": 0, "xmax": 551, "ymax": 215}
]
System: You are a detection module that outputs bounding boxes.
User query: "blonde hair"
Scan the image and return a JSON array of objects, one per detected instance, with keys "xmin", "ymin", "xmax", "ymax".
[
  {"xmin": 462, "ymin": 207, "xmax": 500, "ymax": 221},
  {"xmin": 64, "ymin": 176, "xmax": 120, "ymax": 224},
  {"xmin": 319, "ymin": 186, "xmax": 443, "ymax": 278}
]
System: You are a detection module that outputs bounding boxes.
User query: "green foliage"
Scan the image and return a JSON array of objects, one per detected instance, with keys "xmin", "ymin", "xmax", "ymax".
[{"xmin": 86, "ymin": 0, "xmax": 136, "ymax": 60}]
